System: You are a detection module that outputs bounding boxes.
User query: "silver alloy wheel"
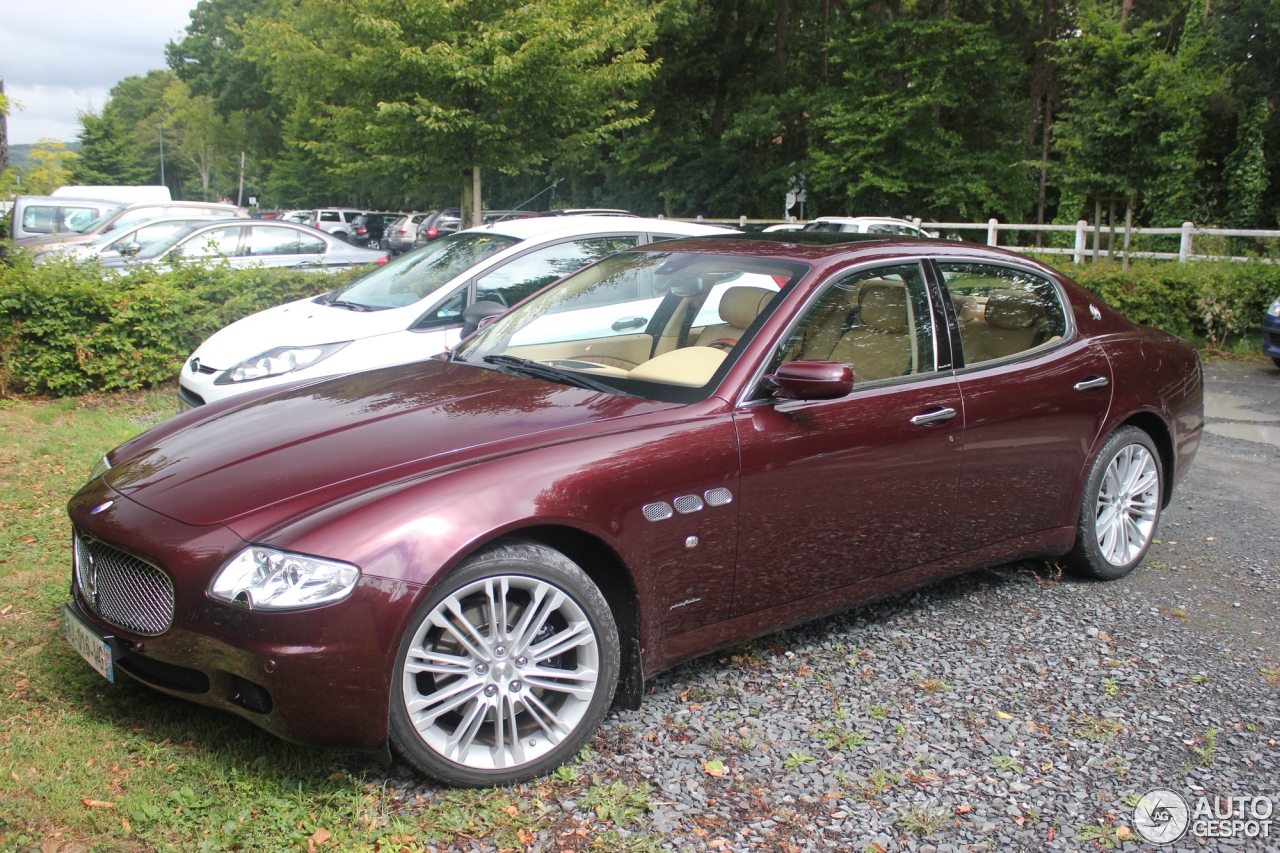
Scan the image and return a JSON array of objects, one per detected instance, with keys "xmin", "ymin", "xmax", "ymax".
[
  {"xmin": 401, "ymin": 575, "xmax": 600, "ymax": 771},
  {"xmin": 1095, "ymin": 444, "xmax": 1159, "ymax": 566}
]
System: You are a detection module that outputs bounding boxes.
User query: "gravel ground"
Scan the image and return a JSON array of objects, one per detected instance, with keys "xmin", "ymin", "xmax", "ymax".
[{"xmin": 366, "ymin": 359, "xmax": 1280, "ymax": 852}]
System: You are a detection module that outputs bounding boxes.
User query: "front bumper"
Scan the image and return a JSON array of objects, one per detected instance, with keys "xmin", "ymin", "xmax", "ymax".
[
  {"xmin": 1263, "ymin": 313, "xmax": 1280, "ymax": 359},
  {"xmin": 67, "ymin": 479, "xmax": 424, "ymax": 752}
]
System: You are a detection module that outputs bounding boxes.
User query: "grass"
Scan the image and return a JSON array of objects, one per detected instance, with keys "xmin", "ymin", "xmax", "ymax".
[
  {"xmin": 1073, "ymin": 714, "xmax": 1123, "ymax": 743},
  {"xmin": 0, "ymin": 391, "xmax": 660, "ymax": 851},
  {"xmin": 894, "ymin": 804, "xmax": 948, "ymax": 835}
]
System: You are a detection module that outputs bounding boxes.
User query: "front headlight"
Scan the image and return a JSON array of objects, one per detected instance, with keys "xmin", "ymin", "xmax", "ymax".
[
  {"xmin": 88, "ymin": 455, "xmax": 111, "ymax": 483},
  {"xmin": 1267, "ymin": 296, "xmax": 1280, "ymax": 318},
  {"xmin": 209, "ymin": 546, "xmax": 360, "ymax": 611},
  {"xmin": 214, "ymin": 342, "xmax": 350, "ymax": 385}
]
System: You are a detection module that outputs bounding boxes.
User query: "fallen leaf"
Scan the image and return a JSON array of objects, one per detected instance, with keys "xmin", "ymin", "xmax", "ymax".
[
  {"xmin": 0, "ymin": 605, "xmax": 11, "ymax": 615},
  {"xmin": 503, "ymin": 805, "xmax": 519, "ymax": 817},
  {"xmin": 703, "ymin": 759, "xmax": 725, "ymax": 777},
  {"xmin": 1117, "ymin": 826, "xmax": 1132, "ymax": 839},
  {"xmin": 996, "ymin": 711, "xmax": 1013, "ymax": 721},
  {"xmin": 80, "ymin": 799, "xmax": 115, "ymax": 809},
  {"xmin": 310, "ymin": 828, "xmax": 331, "ymax": 847},
  {"xmin": 165, "ymin": 764, "xmax": 177, "ymax": 772},
  {"xmin": 956, "ymin": 804, "xmax": 972, "ymax": 814},
  {"xmin": 327, "ymin": 772, "xmax": 343, "ymax": 782},
  {"xmin": 692, "ymin": 827, "xmax": 709, "ymax": 838},
  {"xmin": 1098, "ymin": 633, "xmax": 1113, "ymax": 642},
  {"xmin": 121, "ymin": 817, "xmax": 131, "ymax": 833},
  {"xmin": 517, "ymin": 828, "xmax": 535, "ymax": 845},
  {"xmin": 40, "ymin": 840, "xmax": 61, "ymax": 853},
  {"xmin": 708, "ymin": 840, "xmax": 730, "ymax": 849}
]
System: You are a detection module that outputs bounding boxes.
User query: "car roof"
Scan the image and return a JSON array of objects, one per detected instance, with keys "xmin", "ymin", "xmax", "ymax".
[
  {"xmin": 810, "ymin": 216, "xmax": 918, "ymax": 225},
  {"xmin": 476, "ymin": 215, "xmax": 735, "ymax": 241}
]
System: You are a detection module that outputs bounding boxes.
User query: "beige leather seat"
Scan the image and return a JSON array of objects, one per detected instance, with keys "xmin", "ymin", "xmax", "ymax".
[
  {"xmin": 828, "ymin": 282, "xmax": 912, "ymax": 382},
  {"xmin": 956, "ymin": 290, "xmax": 1046, "ymax": 363},
  {"xmin": 785, "ymin": 283, "xmax": 859, "ymax": 362},
  {"xmin": 693, "ymin": 286, "xmax": 776, "ymax": 347}
]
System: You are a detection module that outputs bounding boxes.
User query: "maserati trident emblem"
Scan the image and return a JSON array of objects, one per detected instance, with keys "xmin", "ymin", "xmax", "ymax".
[
  {"xmin": 91, "ymin": 500, "xmax": 114, "ymax": 514},
  {"xmin": 81, "ymin": 549, "xmax": 99, "ymax": 605}
]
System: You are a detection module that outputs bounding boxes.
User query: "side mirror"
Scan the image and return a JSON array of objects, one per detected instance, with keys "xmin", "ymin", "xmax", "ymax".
[
  {"xmin": 118, "ymin": 242, "xmax": 142, "ymax": 256},
  {"xmin": 764, "ymin": 360, "xmax": 852, "ymax": 401},
  {"xmin": 461, "ymin": 300, "xmax": 507, "ymax": 337}
]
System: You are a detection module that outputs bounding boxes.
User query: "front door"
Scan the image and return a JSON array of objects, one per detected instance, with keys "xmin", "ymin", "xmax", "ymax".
[
  {"xmin": 732, "ymin": 262, "xmax": 965, "ymax": 616},
  {"xmin": 937, "ymin": 261, "xmax": 1113, "ymax": 550}
]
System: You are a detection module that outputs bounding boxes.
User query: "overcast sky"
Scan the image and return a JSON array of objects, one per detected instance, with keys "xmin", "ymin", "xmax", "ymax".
[{"xmin": 1, "ymin": 0, "xmax": 198, "ymax": 144}]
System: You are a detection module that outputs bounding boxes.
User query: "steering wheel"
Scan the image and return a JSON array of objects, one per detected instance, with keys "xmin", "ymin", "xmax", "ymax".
[{"xmin": 705, "ymin": 337, "xmax": 738, "ymax": 352}]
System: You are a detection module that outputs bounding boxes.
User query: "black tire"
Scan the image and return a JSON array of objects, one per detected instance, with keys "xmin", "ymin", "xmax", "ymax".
[
  {"xmin": 1272, "ymin": 356, "xmax": 1280, "ymax": 369},
  {"xmin": 332, "ymin": 231, "xmax": 349, "ymax": 243},
  {"xmin": 389, "ymin": 541, "xmax": 620, "ymax": 787},
  {"xmin": 367, "ymin": 238, "xmax": 381, "ymax": 250},
  {"xmin": 1065, "ymin": 426, "xmax": 1163, "ymax": 580}
]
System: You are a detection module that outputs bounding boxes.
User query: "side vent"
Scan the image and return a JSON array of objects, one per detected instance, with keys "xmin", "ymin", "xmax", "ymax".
[
  {"xmin": 641, "ymin": 502, "xmax": 673, "ymax": 522},
  {"xmin": 704, "ymin": 488, "xmax": 733, "ymax": 507},
  {"xmin": 673, "ymin": 495, "xmax": 705, "ymax": 514}
]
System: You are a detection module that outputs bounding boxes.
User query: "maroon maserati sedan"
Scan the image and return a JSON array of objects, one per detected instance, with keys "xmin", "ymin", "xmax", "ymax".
[{"xmin": 63, "ymin": 234, "xmax": 1202, "ymax": 786}]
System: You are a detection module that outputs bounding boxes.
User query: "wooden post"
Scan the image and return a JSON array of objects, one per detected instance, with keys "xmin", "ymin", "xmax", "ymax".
[
  {"xmin": 1108, "ymin": 199, "xmax": 1116, "ymax": 262},
  {"xmin": 472, "ymin": 166, "xmax": 482, "ymax": 228},
  {"xmin": 236, "ymin": 151, "xmax": 245, "ymax": 208},
  {"xmin": 1092, "ymin": 199, "xmax": 1101, "ymax": 263},
  {"xmin": 461, "ymin": 169, "xmax": 475, "ymax": 229}
]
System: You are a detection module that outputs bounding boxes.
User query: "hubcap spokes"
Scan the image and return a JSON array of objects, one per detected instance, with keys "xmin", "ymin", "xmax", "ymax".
[
  {"xmin": 403, "ymin": 575, "xmax": 599, "ymax": 770},
  {"xmin": 1095, "ymin": 445, "xmax": 1158, "ymax": 566}
]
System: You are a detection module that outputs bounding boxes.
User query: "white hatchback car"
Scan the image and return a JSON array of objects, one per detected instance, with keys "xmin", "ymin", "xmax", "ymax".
[
  {"xmin": 800, "ymin": 216, "xmax": 937, "ymax": 237},
  {"xmin": 178, "ymin": 215, "xmax": 733, "ymax": 407}
]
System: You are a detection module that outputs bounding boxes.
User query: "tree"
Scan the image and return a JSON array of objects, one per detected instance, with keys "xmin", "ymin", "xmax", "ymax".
[
  {"xmin": 16, "ymin": 139, "xmax": 77, "ymax": 195},
  {"xmin": 72, "ymin": 105, "xmax": 152, "ymax": 185},
  {"xmin": 246, "ymin": 0, "xmax": 659, "ymax": 222}
]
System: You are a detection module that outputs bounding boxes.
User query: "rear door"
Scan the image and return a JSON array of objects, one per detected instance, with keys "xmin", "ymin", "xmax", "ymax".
[{"xmin": 936, "ymin": 260, "xmax": 1112, "ymax": 551}]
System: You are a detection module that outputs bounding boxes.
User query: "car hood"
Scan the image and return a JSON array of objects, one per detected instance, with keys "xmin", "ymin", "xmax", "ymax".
[
  {"xmin": 191, "ymin": 297, "xmax": 418, "ymax": 368},
  {"xmin": 104, "ymin": 359, "xmax": 677, "ymax": 527}
]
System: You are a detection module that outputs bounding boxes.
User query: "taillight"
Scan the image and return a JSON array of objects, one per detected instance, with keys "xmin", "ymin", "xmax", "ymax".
[
  {"xmin": 425, "ymin": 227, "xmax": 438, "ymax": 239},
  {"xmin": 399, "ymin": 229, "xmax": 408, "ymax": 235},
  {"xmin": 375, "ymin": 256, "xmax": 389, "ymax": 265},
  {"xmin": 356, "ymin": 227, "xmax": 368, "ymax": 235}
]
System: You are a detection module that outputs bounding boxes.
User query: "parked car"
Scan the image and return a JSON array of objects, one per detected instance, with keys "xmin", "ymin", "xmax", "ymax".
[
  {"xmin": 38, "ymin": 216, "xmax": 227, "ymax": 265},
  {"xmin": 801, "ymin": 216, "xmax": 935, "ymax": 237},
  {"xmin": 309, "ymin": 208, "xmax": 364, "ymax": 241},
  {"xmin": 1265, "ymin": 294, "xmax": 1280, "ymax": 368},
  {"xmin": 16, "ymin": 201, "xmax": 245, "ymax": 255},
  {"xmin": 385, "ymin": 212, "xmax": 433, "ymax": 255},
  {"xmin": 413, "ymin": 208, "xmax": 463, "ymax": 247},
  {"xmin": 8, "ymin": 195, "xmax": 123, "ymax": 242},
  {"xmin": 52, "ymin": 185, "xmax": 171, "ymax": 203},
  {"xmin": 100, "ymin": 220, "xmax": 386, "ymax": 272},
  {"xmin": 351, "ymin": 212, "xmax": 404, "ymax": 250},
  {"xmin": 64, "ymin": 232, "xmax": 1203, "ymax": 787},
  {"xmin": 176, "ymin": 216, "xmax": 733, "ymax": 408}
]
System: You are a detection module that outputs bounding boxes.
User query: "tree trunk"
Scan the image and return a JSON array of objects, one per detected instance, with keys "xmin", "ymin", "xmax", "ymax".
[
  {"xmin": 1120, "ymin": 0, "xmax": 1134, "ymax": 28},
  {"xmin": 472, "ymin": 165, "xmax": 482, "ymax": 228},
  {"xmin": 461, "ymin": 169, "xmax": 475, "ymax": 229},
  {"xmin": 776, "ymin": 0, "xmax": 790, "ymax": 77}
]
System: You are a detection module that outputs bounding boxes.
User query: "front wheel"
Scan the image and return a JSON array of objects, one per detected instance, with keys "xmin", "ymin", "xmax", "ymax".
[
  {"xmin": 1066, "ymin": 426, "xmax": 1162, "ymax": 580},
  {"xmin": 389, "ymin": 541, "xmax": 619, "ymax": 786}
]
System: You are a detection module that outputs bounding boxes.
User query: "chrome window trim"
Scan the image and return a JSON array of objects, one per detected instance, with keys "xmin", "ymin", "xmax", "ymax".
[
  {"xmin": 735, "ymin": 257, "xmax": 940, "ymax": 408},
  {"xmin": 931, "ymin": 255, "xmax": 1078, "ymax": 375}
]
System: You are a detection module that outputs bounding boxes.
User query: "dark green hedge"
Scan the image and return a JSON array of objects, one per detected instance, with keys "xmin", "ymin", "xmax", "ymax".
[
  {"xmin": 1, "ymin": 251, "xmax": 1276, "ymax": 398},
  {"xmin": 1061, "ymin": 260, "xmax": 1279, "ymax": 344},
  {"xmin": 0, "ymin": 253, "xmax": 364, "ymax": 396}
]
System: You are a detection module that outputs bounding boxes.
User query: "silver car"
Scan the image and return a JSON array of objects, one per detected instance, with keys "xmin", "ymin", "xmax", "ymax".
[
  {"xmin": 37, "ymin": 216, "xmax": 227, "ymax": 265},
  {"xmin": 101, "ymin": 220, "xmax": 387, "ymax": 270}
]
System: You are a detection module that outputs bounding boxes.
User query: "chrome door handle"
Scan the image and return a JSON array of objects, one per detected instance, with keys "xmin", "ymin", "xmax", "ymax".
[
  {"xmin": 1073, "ymin": 376, "xmax": 1109, "ymax": 391},
  {"xmin": 910, "ymin": 406, "xmax": 957, "ymax": 426}
]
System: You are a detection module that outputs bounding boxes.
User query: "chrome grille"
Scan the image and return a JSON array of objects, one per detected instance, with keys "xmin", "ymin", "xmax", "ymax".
[
  {"xmin": 75, "ymin": 534, "xmax": 174, "ymax": 636},
  {"xmin": 704, "ymin": 487, "xmax": 733, "ymax": 507},
  {"xmin": 641, "ymin": 501, "xmax": 673, "ymax": 522},
  {"xmin": 673, "ymin": 494, "xmax": 705, "ymax": 514}
]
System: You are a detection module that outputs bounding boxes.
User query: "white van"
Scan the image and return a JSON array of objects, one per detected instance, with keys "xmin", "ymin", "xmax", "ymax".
[
  {"xmin": 8, "ymin": 195, "xmax": 124, "ymax": 242},
  {"xmin": 52, "ymin": 185, "xmax": 172, "ymax": 204}
]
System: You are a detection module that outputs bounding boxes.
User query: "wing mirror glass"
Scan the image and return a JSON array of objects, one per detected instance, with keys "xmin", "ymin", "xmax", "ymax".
[
  {"xmin": 118, "ymin": 242, "xmax": 142, "ymax": 256},
  {"xmin": 461, "ymin": 300, "xmax": 507, "ymax": 337},
  {"xmin": 764, "ymin": 360, "xmax": 853, "ymax": 401}
]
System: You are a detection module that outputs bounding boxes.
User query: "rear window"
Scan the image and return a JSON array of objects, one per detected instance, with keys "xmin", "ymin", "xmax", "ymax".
[{"xmin": 330, "ymin": 232, "xmax": 521, "ymax": 309}]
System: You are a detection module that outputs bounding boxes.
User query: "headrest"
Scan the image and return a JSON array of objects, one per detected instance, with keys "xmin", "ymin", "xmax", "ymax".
[
  {"xmin": 718, "ymin": 286, "xmax": 776, "ymax": 329},
  {"xmin": 983, "ymin": 291, "xmax": 1045, "ymax": 330},
  {"xmin": 956, "ymin": 296, "xmax": 984, "ymax": 323},
  {"xmin": 858, "ymin": 282, "xmax": 909, "ymax": 333}
]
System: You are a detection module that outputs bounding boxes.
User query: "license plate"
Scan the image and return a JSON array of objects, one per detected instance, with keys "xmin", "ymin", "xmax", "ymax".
[{"xmin": 61, "ymin": 604, "xmax": 114, "ymax": 683}]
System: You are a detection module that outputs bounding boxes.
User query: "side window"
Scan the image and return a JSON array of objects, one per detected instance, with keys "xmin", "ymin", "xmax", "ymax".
[
  {"xmin": 772, "ymin": 263, "xmax": 936, "ymax": 384},
  {"xmin": 865, "ymin": 223, "xmax": 893, "ymax": 234},
  {"xmin": 938, "ymin": 262, "xmax": 1067, "ymax": 365},
  {"xmin": 415, "ymin": 289, "xmax": 468, "ymax": 328},
  {"xmin": 840, "ymin": 223, "xmax": 861, "ymax": 233},
  {"xmin": 247, "ymin": 226, "xmax": 301, "ymax": 255},
  {"xmin": 179, "ymin": 226, "xmax": 243, "ymax": 258},
  {"xmin": 320, "ymin": 211, "xmax": 341, "ymax": 222},
  {"xmin": 476, "ymin": 236, "xmax": 638, "ymax": 307},
  {"xmin": 21, "ymin": 206, "xmax": 58, "ymax": 233},
  {"xmin": 62, "ymin": 207, "xmax": 102, "ymax": 231},
  {"xmin": 343, "ymin": 211, "xmax": 361, "ymax": 222},
  {"xmin": 298, "ymin": 233, "xmax": 326, "ymax": 255},
  {"xmin": 107, "ymin": 207, "xmax": 166, "ymax": 233},
  {"xmin": 893, "ymin": 225, "xmax": 919, "ymax": 236},
  {"xmin": 124, "ymin": 222, "xmax": 187, "ymax": 248}
]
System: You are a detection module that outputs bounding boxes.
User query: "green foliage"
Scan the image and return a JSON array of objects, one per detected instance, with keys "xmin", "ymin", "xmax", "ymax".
[
  {"xmin": 0, "ymin": 253, "xmax": 363, "ymax": 396},
  {"xmin": 1065, "ymin": 259, "xmax": 1280, "ymax": 343}
]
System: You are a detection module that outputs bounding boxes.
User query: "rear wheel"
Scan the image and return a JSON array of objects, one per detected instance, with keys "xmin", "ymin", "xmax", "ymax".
[
  {"xmin": 1272, "ymin": 356, "xmax": 1280, "ymax": 369},
  {"xmin": 389, "ymin": 542, "xmax": 619, "ymax": 786},
  {"xmin": 1066, "ymin": 426, "xmax": 1162, "ymax": 580},
  {"xmin": 367, "ymin": 238, "xmax": 381, "ymax": 250}
]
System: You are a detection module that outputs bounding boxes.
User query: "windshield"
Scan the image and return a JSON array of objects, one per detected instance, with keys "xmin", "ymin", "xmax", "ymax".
[
  {"xmin": 454, "ymin": 250, "xmax": 808, "ymax": 402},
  {"xmin": 136, "ymin": 225, "xmax": 201, "ymax": 259},
  {"xmin": 79, "ymin": 207, "xmax": 126, "ymax": 234},
  {"xmin": 330, "ymin": 232, "xmax": 521, "ymax": 310}
]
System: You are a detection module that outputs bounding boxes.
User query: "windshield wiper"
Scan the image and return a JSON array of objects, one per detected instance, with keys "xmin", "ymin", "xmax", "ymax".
[
  {"xmin": 327, "ymin": 299, "xmax": 375, "ymax": 312},
  {"xmin": 482, "ymin": 354, "xmax": 629, "ymax": 396}
]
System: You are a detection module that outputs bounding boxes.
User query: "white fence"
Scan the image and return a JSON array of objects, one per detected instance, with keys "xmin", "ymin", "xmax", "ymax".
[{"xmin": 668, "ymin": 215, "xmax": 1280, "ymax": 265}]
